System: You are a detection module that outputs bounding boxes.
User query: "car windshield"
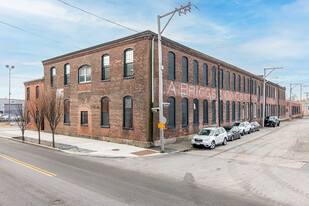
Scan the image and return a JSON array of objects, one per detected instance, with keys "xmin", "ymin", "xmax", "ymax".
[
  {"xmin": 233, "ymin": 122, "xmax": 241, "ymax": 126},
  {"xmin": 239, "ymin": 123, "xmax": 244, "ymax": 127},
  {"xmin": 269, "ymin": 116, "xmax": 276, "ymax": 120},
  {"xmin": 198, "ymin": 129, "xmax": 214, "ymax": 136},
  {"xmin": 231, "ymin": 127, "xmax": 238, "ymax": 132}
]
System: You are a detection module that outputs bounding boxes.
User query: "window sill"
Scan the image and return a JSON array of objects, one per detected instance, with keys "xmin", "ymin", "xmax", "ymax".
[
  {"xmin": 101, "ymin": 125, "xmax": 110, "ymax": 128},
  {"xmin": 81, "ymin": 124, "xmax": 88, "ymax": 126},
  {"xmin": 101, "ymin": 79, "xmax": 110, "ymax": 82},
  {"xmin": 124, "ymin": 76, "xmax": 134, "ymax": 80},
  {"xmin": 182, "ymin": 125, "xmax": 188, "ymax": 128},
  {"xmin": 79, "ymin": 81, "xmax": 91, "ymax": 85},
  {"xmin": 202, "ymin": 123, "xmax": 208, "ymax": 125},
  {"xmin": 64, "ymin": 85, "xmax": 70, "ymax": 87},
  {"xmin": 123, "ymin": 127, "xmax": 133, "ymax": 130},
  {"xmin": 193, "ymin": 124, "xmax": 199, "ymax": 127},
  {"xmin": 168, "ymin": 127, "xmax": 176, "ymax": 130},
  {"xmin": 64, "ymin": 123, "xmax": 70, "ymax": 126}
]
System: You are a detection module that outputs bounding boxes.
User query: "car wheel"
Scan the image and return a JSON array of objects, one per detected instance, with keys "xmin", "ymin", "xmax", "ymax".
[
  {"xmin": 273, "ymin": 123, "xmax": 276, "ymax": 127},
  {"xmin": 248, "ymin": 129, "xmax": 251, "ymax": 134},
  {"xmin": 241, "ymin": 130, "xmax": 245, "ymax": 136},
  {"xmin": 277, "ymin": 122, "xmax": 280, "ymax": 126},
  {"xmin": 231, "ymin": 135, "xmax": 234, "ymax": 141},
  {"xmin": 192, "ymin": 144, "xmax": 198, "ymax": 148},
  {"xmin": 209, "ymin": 141, "xmax": 216, "ymax": 150},
  {"xmin": 222, "ymin": 138, "xmax": 227, "ymax": 145}
]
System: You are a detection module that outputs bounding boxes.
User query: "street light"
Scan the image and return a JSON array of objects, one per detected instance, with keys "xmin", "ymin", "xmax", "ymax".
[
  {"xmin": 5, "ymin": 65, "xmax": 15, "ymax": 124},
  {"xmin": 157, "ymin": 3, "xmax": 192, "ymax": 152},
  {"xmin": 262, "ymin": 67, "xmax": 283, "ymax": 128}
]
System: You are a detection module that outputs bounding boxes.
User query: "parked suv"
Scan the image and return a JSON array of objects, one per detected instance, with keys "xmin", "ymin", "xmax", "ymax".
[
  {"xmin": 232, "ymin": 121, "xmax": 251, "ymax": 135},
  {"xmin": 191, "ymin": 127, "xmax": 228, "ymax": 149},
  {"xmin": 264, "ymin": 116, "xmax": 280, "ymax": 127}
]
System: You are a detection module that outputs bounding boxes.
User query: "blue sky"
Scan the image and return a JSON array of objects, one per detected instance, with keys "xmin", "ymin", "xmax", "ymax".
[{"xmin": 1, "ymin": 0, "xmax": 309, "ymax": 100}]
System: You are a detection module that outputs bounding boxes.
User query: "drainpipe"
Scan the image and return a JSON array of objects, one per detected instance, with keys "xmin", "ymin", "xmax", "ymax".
[
  {"xmin": 152, "ymin": 37, "xmax": 154, "ymax": 103},
  {"xmin": 250, "ymin": 78, "xmax": 252, "ymax": 122},
  {"xmin": 218, "ymin": 64, "xmax": 221, "ymax": 127}
]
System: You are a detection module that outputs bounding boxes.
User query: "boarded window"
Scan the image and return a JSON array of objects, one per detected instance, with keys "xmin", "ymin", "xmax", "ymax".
[
  {"xmin": 212, "ymin": 66, "xmax": 216, "ymax": 88},
  {"xmin": 226, "ymin": 101, "xmax": 230, "ymax": 122},
  {"xmin": 243, "ymin": 77, "xmax": 245, "ymax": 93},
  {"xmin": 226, "ymin": 71, "xmax": 230, "ymax": 90},
  {"xmin": 219, "ymin": 101, "xmax": 223, "ymax": 124},
  {"xmin": 101, "ymin": 97, "xmax": 110, "ymax": 127},
  {"xmin": 232, "ymin": 73, "xmax": 236, "ymax": 91},
  {"xmin": 64, "ymin": 100, "xmax": 70, "ymax": 124},
  {"xmin": 203, "ymin": 64, "xmax": 208, "ymax": 86},
  {"xmin": 258, "ymin": 86, "xmax": 260, "ymax": 101},
  {"xmin": 203, "ymin": 100, "xmax": 208, "ymax": 124},
  {"xmin": 247, "ymin": 78, "xmax": 250, "ymax": 93},
  {"xmin": 182, "ymin": 98, "xmax": 188, "ymax": 127},
  {"xmin": 168, "ymin": 97, "xmax": 175, "ymax": 129},
  {"xmin": 232, "ymin": 102, "xmax": 235, "ymax": 121},
  {"xmin": 254, "ymin": 81, "xmax": 257, "ymax": 95},
  {"xmin": 27, "ymin": 111, "xmax": 30, "ymax": 124},
  {"xmin": 182, "ymin": 56, "xmax": 188, "ymax": 83},
  {"xmin": 193, "ymin": 98, "xmax": 199, "ymax": 125},
  {"xmin": 123, "ymin": 96, "xmax": 133, "ymax": 129},
  {"xmin": 212, "ymin": 100, "xmax": 216, "ymax": 124},
  {"xmin": 238, "ymin": 75, "xmax": 241, "ymax": 92},
  {"xmin": 124, "ymin": 49, "xmax": 133, "ymax": 78},
  {"xmin": 193, "ymin": 60, "xmax": 199, "ymax": 85},
  {"xmin": 219, "ymin": 69, "xmax": 223, "ymax": 89},
  {"xmin": 102, "ymin": 55, "xmax": 110, "ymax": 81},
  {"xmin": 237, "ymin": 102, "xmax": 241, "ymax": 121},
  {"xmin": 168, "ymin": 52, "xmax": 175, "ymax": 80}
]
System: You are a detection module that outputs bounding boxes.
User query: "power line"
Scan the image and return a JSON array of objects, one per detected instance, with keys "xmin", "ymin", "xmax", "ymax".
[
  {"xmin": 0, "ymin": 20, "xmax": 82, "ymax": 50},
  {"xmin": 56, "ymin": 0, "xmax": 139, "ymax": 33}
]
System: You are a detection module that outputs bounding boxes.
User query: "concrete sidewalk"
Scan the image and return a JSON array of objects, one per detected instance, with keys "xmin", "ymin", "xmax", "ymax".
[{"xmin": 0, "ymin": 125, "xmax": 162, "ymax": 158}]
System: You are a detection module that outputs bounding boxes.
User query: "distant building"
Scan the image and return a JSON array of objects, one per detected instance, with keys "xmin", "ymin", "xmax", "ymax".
[
  {"xmin": 302, "ymin": 100, "xmax": 309, "ymax": 116},
  {"xmin": 0, "ymin": 98, "xmax": 25, "ymax": 115}
]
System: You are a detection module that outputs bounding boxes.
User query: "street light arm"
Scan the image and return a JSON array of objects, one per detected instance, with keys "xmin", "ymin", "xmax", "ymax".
[{"xmin": 160, "ymin": 11, "xmax": 176, "ymax": 34}]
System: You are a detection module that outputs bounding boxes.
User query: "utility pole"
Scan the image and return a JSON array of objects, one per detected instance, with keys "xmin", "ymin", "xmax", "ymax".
[
  {"xmin": 5, "ymin": 65, "xmax": 15, "ymax": 124},
  {"xmin": 157, "ymin": 3, "xmax": 192, "ymax": 152},
  {"xmin": 262, "ymin": 67, "xmax": 283, "ymax": 128}
]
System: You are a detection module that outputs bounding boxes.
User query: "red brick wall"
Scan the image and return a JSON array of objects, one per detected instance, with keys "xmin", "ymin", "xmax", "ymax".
[{"xmin": 42, "ymin": 36, "xmax": 152, "ymax": 146}]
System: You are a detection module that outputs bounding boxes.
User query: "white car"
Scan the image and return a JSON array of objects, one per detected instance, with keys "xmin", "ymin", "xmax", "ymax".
[
  {"xmin": 232, "ymin": 121, "xmax": 252, "ymax": 135},
  {"xmin": 191, "ymin": 127, "xmax": 228, "ymax": 149}
]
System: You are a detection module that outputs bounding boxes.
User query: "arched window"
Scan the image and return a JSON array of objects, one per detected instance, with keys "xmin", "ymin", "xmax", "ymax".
[
  {"xmin": 182, "ymin": 98, "xmax": 188, "ymax": 127},
  {"xmin": 258, "ymin": 86, "xmax": 260, "ymax": 101},
  {"xmin": 232, "ymin": 101, "xmax": 235, "ymax": 121},
  {"xmin": 64, "ymin": 99, "xmax": 70, "ymax": 124},
  {"xmin": 78, "ymin": 65, "xmax": 91, "ymax": 83},
  {"xmin": 102, "ymin": 54, "xmax": 110, "ymax": 81},
  {"xmin": 226, "ymin": 101, "xmax": 230, "ymax": 122},
  {"xmin": 212, "ymin": 100, "xmax": 216, "ymax": 124},
  {"xmin": 193, "ymin": 60, "xmax": 199, "ymax": 85},
  {"xmin": 242, "ymin": 102, "xmax": 245, "ymax": 120},
  {"xmin": 219, "ymin": 69, "xmax": 223, "ymax": 89},
  {"xmin": 50, "ymin": 67, "xmax": 56, "ymax": 87},
  {"xmin": 237, "ymin": 75, "xmax": 241, "ymax": 92},
  {"xmin": 212, "ymin": 66, "xmax": 216, "ymax": 88},
  {"xmin": 124, "ymin": 49, "xmax": 133, "ymax": 78},
  {"xmin": 123, "ymin": 96, "xmax": 133, "ymax": 129},
  {"xmin": 193, "ymin": 98, "xmax": 199, "ymax": 126},
  {"xmin": 226, "ymin": 71, "xmax": 230, "ymax": 90},
  {"xmin": 237, "ymin": 102, "xmax": 241, "ymax": 121},
  {"xmin": 203, "ymin": 64, "xmax": 208, "ymax": 86},
  {"xmin": 64, "ymin": 64, "xmax": 70, "ymax": 86},
  {"xmin": 254, "ymin": 81, "xmax": 257, "ymax": 95},
  {"xmin": 168, "ymin": 97, "xmax": 175, "ymax": 129},
  {"xmin": 247, "ymin": 78, "xmax": 250, "ymax": 93},
  {"xmin": 247, "ymin": 102, "xmax": 249, "ymax": 119},
  {"xmin": 243, "ymin": 76, "xmax": 245, "ymax": 93},
  {"xmin": 27, "ymin": 87, "xmax": 30, "ymax": 101},
  {"xmin": 27, "ymin": 111, "xmax": 30, "ymax": 125},
  {"xmin": 219, "ymin": 100, "xmax": 223, "ymax": 124},
  {"xmin": 232, "ymin": 73, "xmax": 236, "ymax": 91},
  {"xmin": 203, "ymin": 99, "xmax": 208, "ymax": 124},
  {"xmin": 101, "ymin": 97, "xmax": 110, "ymax": 127},
  {"xmin": 36, "ymin": 86, "xmax": 39, "ymax": 100},
  {"xmin": 254, "ymin": 103, "xmax": 257, "ymax": 118},
  {"xmin": 182, "ymin": 56, "xmax": 188, "ymax": 83},
  {"xmin": 168, "ymin": 52, "xmax": 175, "ymax": 80}
]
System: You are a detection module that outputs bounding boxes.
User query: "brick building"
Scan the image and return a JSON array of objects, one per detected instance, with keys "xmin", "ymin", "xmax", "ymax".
[
  {"xmin": 25, "ymin": 31, "xmax": 287, "ymax": 147},
  {"xmin": 24, "ymin": 78, "xmax": 45, "ymax": 130}
]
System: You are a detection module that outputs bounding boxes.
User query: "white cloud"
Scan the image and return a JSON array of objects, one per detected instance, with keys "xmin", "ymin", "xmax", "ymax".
[{"xmin": 0, "ymin": 0, "xmax": 80, "ymax": 22}]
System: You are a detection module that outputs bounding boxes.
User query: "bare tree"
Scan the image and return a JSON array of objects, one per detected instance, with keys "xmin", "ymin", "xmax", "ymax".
[
  {"xmin": 43, "ymin": 90, "xmax": 63, "ymax": 147},
  {"xmin": 15, "ymin": 104, "xmax": 26, "ymax": 141},
  {"xmin": 29, "ymin": 98, "xmax": 45, "ymax": 144}
]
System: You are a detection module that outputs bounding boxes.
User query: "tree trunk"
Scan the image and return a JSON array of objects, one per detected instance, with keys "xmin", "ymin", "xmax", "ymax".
[
  {"xmin": 52, "ymin": 131, "xmax": 55, "ymax": 147},
  {"xmin": 22, "ymin": 129, "xmax": 25, "ymax": 142},
  {"xmin": 38, "ymin": 130, "xmax": 41, "ymax": 144}
]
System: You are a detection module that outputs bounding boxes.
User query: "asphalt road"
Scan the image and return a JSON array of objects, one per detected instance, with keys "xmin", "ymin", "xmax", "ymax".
[{"xmin": 0, "ymin": 137, "xmax": 270, "ymax": 206}]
